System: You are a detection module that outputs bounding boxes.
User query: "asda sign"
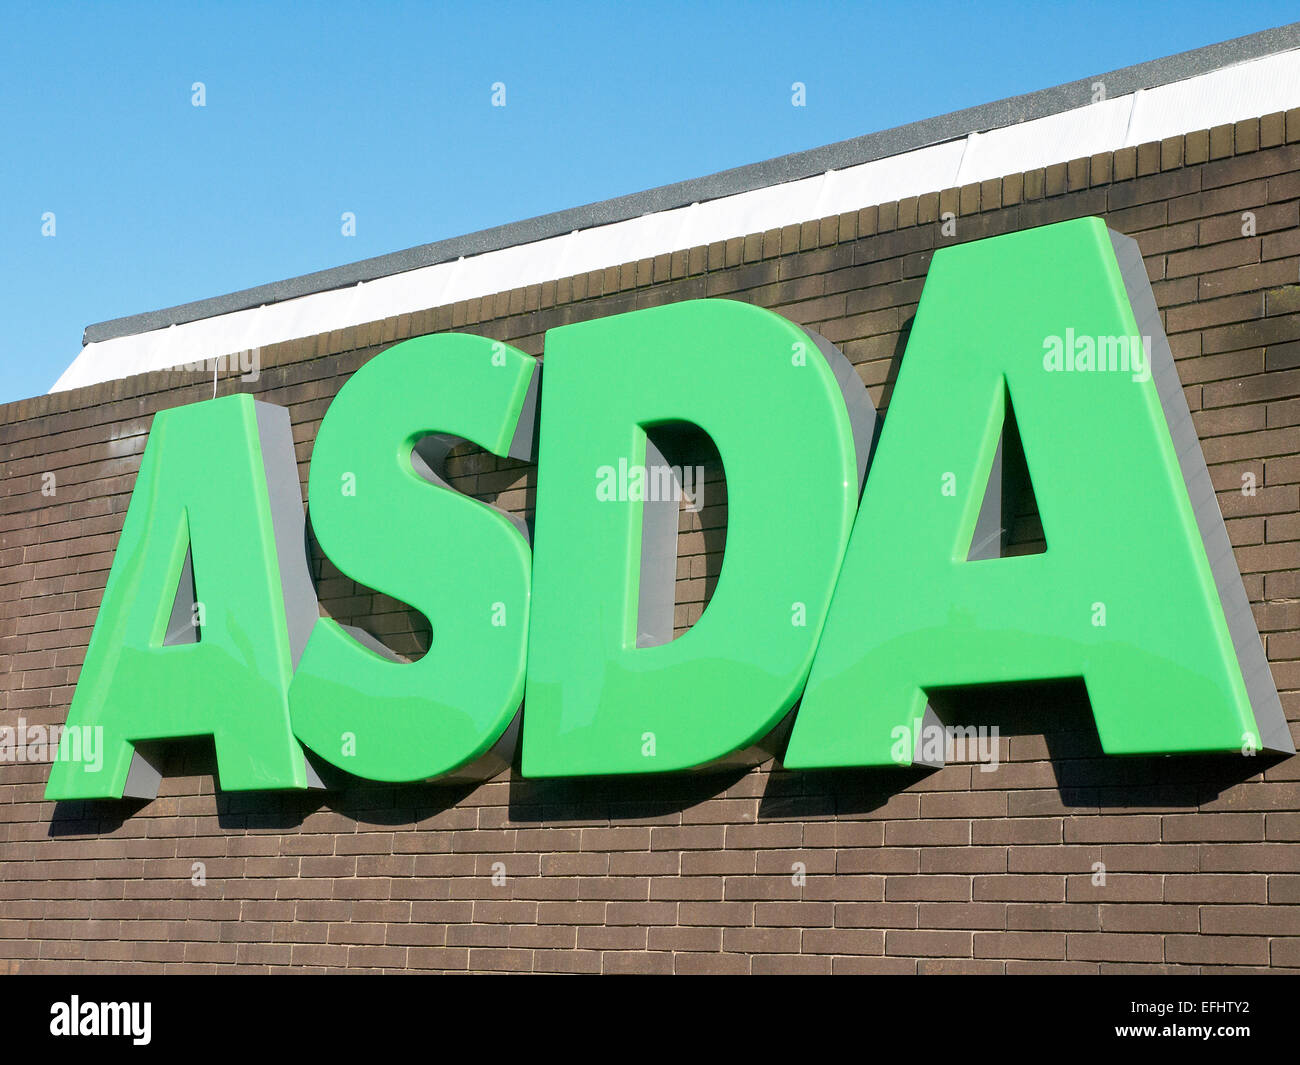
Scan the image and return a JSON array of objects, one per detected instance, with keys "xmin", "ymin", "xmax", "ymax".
[{"xmin": 45, "ymin": 218, "xmax": 1293, "ymax": 802}]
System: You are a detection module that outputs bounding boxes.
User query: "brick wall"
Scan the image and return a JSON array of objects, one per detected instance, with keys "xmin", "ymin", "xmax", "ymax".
[{"xmin": 2, "ymin": 109, "xmax": 1299, "ymax": 974}]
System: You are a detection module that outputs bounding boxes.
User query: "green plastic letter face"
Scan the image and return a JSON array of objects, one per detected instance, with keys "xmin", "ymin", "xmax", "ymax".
[
  {"xmin": 523, "ymin": 299, "xmax": 874, "ymax": 776},
  {"xmin": 785, "ymin": 218, "xmax": 1294, "ymax": 769},
  {"xmin": 288, "ymin": 333, "xmax": 537, "ymax": 782},
  {"xmin": 45, "ymin": 394, "xmax": 316, "ymax": 800}
]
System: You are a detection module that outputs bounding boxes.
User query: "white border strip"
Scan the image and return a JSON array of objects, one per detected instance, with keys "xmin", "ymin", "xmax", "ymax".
[{"xmin": 52, "ymin": 48, "xmax": 1300, "ymax": 393}]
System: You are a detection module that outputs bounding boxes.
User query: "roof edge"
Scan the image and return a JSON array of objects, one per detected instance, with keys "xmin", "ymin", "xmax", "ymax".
[{"xmin": 83, "ymin": 21, "xmax": 1300, "ymax": 345}]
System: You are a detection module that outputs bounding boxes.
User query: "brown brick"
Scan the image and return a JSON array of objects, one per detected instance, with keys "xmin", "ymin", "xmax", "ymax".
[
  {"xmin": 1166, "ymin": 934, "xmax": 1270, "ymax": 966},
  {"xmin": 885, "ymin": 929, "xmax": 972, "ymax": 957},
  {"xmin": 6, "ymin": 123, "xmax": 1300, "ymax": 976}
]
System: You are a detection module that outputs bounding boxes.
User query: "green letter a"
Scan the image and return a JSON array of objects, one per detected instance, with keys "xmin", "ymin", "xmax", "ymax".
[
  {"xmin": 46, "ymin": 394, "xmax": 318, "ymax": 800},
  {"xmin": 785, "ymin": 218, "xmax": 1294, "ymax": 768}
]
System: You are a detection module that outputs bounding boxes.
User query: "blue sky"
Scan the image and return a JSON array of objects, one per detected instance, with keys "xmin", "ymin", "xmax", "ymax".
[{"xmin": 1, "ymin": 1, "xmax": 1296, "ymax": 404}]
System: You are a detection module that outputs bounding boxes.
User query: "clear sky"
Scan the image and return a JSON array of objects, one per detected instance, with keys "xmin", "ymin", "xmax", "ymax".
[{"xmin": 1, "ymin": 1, "xmax": 1297, "ymax": 404}]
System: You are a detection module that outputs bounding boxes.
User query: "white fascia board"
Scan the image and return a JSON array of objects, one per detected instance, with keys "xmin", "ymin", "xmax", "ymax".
[
  {"xmin": 1126, "ymin": 47, "xmax": 1300, "ymax": 146},
  {"xmin": 51, "ymin": 47, "xmax": 1300, "ymax": 394}
]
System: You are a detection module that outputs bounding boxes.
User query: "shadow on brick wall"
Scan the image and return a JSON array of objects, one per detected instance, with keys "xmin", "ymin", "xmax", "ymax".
[
  {"xmin": 758, "ymin": 679, "xmax": 1280, "ymax": 819},
  {"xmin": 43, "ymin": 678, "xmax": 1280, "ymax": 835}
]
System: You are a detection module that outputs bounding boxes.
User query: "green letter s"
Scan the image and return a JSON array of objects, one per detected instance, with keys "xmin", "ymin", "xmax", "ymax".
[{"xmin": 288, "ymin": 333, "xmax": 537, "ymax": 782}]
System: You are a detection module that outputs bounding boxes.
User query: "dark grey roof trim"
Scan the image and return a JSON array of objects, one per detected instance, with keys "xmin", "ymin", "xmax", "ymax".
[{"xmin": 85, "ymin": 22, "xmax": 1300, "ymax": 345}]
